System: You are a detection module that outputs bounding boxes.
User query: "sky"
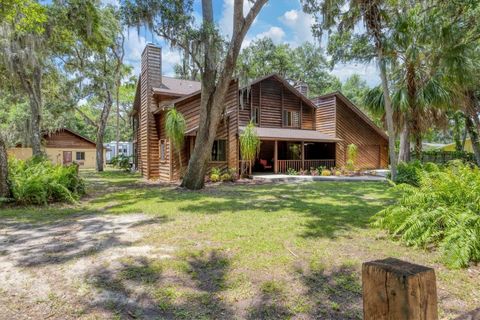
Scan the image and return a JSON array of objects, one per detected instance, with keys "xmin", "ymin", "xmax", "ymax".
[{"xmin": 121, "ymin": 0, "xmax": 380, "ymax": 86}]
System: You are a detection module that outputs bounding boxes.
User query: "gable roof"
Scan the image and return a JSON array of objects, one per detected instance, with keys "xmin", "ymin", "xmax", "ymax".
[
  {"xmin": 44, "ymin": 128, "xmax": 97, "ymax": 147},
  {"xmin": 153, "ymin": 76, "xmax": 201, "ymax": 96},
  {"xmin": 241, "ymin": 73, "xmax": 318, "ymax": 110},
  {"xmin": 312, "ymin": 91, "xmax": 388, "ymax": 140}
]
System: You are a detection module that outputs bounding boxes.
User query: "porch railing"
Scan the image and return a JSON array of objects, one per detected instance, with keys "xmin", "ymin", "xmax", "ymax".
[{"xmin": 277, "ymin": 159, "xmax": 335, "ymax": 173}]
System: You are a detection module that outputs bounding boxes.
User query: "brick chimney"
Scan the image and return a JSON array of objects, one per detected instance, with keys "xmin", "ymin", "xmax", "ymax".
[
  {"xmin": 294, "ymin": 82, "xmax": 309, "ymax": 97},
  {"xmin": 139, "ymin": 44, "xmax": 162, "ymax": 179}
]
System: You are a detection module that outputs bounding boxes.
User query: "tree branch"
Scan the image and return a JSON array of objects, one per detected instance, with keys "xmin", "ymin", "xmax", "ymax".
[{"xmin": 75, "ymin": 106, "xmax": 98, "ymax": 128}]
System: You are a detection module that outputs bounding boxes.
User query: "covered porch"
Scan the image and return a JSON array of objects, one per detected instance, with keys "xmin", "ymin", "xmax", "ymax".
[
  {"xmin": 254, "ymin": 140, "xmax": 336, "ymax": 173},
  {"xmin": 239, "ymin": 127, "xmax": 340, "ymax": 174}
]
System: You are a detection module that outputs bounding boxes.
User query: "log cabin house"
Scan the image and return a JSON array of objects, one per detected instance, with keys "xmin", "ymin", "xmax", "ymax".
[
  {"xmin": 132, "ymin": 44, "xmax": 388, "ymax": 181},
  {"xmin": 8, "ymin": 128, "xmax": 104, "ymax": 169}
]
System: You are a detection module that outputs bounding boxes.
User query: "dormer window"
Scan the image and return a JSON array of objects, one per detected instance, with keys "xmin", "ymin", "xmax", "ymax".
[
  {"xmin": 252, "ymin": 106, "xmax": 259, "ymax": 125},
  {"xmin": 283, "ymin": 110, "xmax": 300, "ymax": 127}
]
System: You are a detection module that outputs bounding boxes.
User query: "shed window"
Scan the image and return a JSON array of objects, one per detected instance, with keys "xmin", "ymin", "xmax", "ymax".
[
  {"xmin": 160, "ymin": 140, "xmax": 166, "ymax": 161},
  {"xmin": 283, "ymin": 110, "xmax": 300, "ymax": 127},
  {"xmin": 251, "ymin": 106, "xmax": 259, "ymax": 125},
  {"xmin": 211, "ymin": 140, "xmax": 226, "ymax": 162},
  {"xmin": 76, "ymin": 152, "xmax": 85, "ymax": 161}
]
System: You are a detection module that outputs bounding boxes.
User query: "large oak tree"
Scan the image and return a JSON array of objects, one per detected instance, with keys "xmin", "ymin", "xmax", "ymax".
[{"xmin": 122, "ymin": 0, "xmax": 268, "ymax": 189}]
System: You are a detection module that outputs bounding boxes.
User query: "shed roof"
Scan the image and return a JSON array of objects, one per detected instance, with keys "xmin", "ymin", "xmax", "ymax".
[
  {"xmin": 239, "ymin": 126, "xmax": 341, "ymax": 142},
  {"xmin": 311, "ymin": 91, "xmax": 388, "ymax": 140}
]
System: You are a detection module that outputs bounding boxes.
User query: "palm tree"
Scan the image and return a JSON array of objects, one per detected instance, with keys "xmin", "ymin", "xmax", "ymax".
[
  {"xmin": 165, "ymin": 108, "xmax": 187, "ymax": 177},
  {"xmin": 303, "ymin": 0, "xmax": 398, "ymax": 179},
  {"xmin": 239, "ymin": 121, "xmax": 260, "ymax": 176}
]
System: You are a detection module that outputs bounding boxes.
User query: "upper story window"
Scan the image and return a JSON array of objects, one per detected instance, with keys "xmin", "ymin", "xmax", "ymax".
[
  {"xmin": 211, "ymin": 139, "xmax": 226, "ymax": 162},
  {"xmin": 283, "ymin": 110, "xmax": 300, "ymax": 128},
  {"xmin": 160, "ymin": 139, "xmax": 166, "ymax": 161},
  {"xmin": 251, "ymin": 106, "xmax": 259, "ymax": 125}
]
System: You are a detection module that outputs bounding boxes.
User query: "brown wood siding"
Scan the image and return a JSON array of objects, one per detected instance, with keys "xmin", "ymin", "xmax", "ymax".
[
  {"xmin": 335, "ymin": 98, "xmax": 388, "ymax": 169},
  {"xmin": 167, "ymin": 80, "xmax": 239, "ymax": 181},
  {"xmin": 44, "ymin": 131, "xmax": 95, "ymax": 149},
  {"xmin": 239, "ymin": 78, "xmax": 315, "ymax": 129},
  {"xmin": 157, "ymin": 112, "xmax": 171, "ymax": 182},
  {"xmin": 139, "ymin": 45, "xmax": 162, "ymax": 179},
  {"xmin": 312, "ymin": 96, "xmax": 336, "ymax": 136}
]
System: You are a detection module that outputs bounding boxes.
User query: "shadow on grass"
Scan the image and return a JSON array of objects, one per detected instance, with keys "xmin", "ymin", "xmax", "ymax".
[
  {"xmin": 0, "ymin": 213, "xmax": 171, "ymax": 268},
  {"xmin": 89, "ymin": 181, "xmax": 389, "ymax": 239},
  {"xmin": 301, "ymin": 264, "xmax": 363, "ymax": 319},
  {"xmin": 85, "ymin": 250, "xmax": 235, "ymax": 319}
]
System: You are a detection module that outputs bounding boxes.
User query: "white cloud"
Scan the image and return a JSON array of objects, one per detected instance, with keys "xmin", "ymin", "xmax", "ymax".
[
  {"xmin": 279, "ymin": 9, "xmax": 315, "ymax": 46},
  {"xmin": 123, "ymin": 28, "xmax": 182, "ymax": 77},
  {"xmin": 219, "ymin": 0, "xmax": 254, "ymax": 38},
  {"xmin": 332, "ymin": 62, "xmax": 380, "ymax": 86},
  {"xmin": 254, "ymin": 26, "xmax": 286, "ymax": 44},
  {"xmin": 124, "ymin": 30, "xmax": 147, "ymax": 76}
]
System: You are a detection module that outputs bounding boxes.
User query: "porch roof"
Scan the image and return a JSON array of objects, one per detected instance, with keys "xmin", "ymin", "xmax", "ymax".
[{"xmin": 239, "ymin": 127, "xmax": 341, "ymax": 142}]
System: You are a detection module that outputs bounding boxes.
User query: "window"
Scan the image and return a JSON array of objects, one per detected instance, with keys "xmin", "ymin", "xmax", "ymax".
[
  {"xmin": 211, "ymin": 140, "xmax": 226, "ymax": 162},
  {"xmin": 283, "ymin": 110, "xmax": 300, "ymax": 127},
  {"xmin": 160, "ymin": 140, "xmax": 166, "ymax": 161},
  {"xmin": 251, "ymin": 106, "xmax": 259, "ymax": 125},
  {"xmin": 76, "ymin": 152, "xmax": 85, "ymax": 161}
]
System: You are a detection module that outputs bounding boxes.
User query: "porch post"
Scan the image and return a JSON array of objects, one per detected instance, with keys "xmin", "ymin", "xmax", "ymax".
[
  {"xmin": 274, "ymin": 140, "xmax": 278, "ymax": 174},
  {"xmin": 301, "ymin": 141, "xmax": 305, "ymax": 170}
]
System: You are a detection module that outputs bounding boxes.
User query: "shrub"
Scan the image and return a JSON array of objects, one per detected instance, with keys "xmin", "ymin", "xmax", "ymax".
[
  {"xmin": 394, "ymin": 160, "xmax": 440, "ymax": 186},
  {"xmin": 220, "ymin": 173, "xmax": 232, "ymax": 182},
  {"xmin": 210, "ymin": 167, "xmax": 221, "ymax": 182},
  {"xmin": 346, "ymin": 144, "xmax": 358, "ymax": 171},
  {"xmin": 299, "ymin": 169, "xmax": 309, "ymax": 175},
  {"xmin": 110, "ymin": 154, "xmax": 132, "ymax": 171},
  {"xmin": 228, "ymin": 168, "xmax": 238, "ymax": 181},
  {"xmin": 310, "ymin": 168, "xmax": 319, "ymax": 176},
  {"xmin": 286, "ymin": 168, "xmax": 298, "ymax": 175},
  {"xmin": 321, "ymin": 169, "xmax": 332, "ymax": 176},
  {"xmin": 373, "ymin": 161, "xmax": 480, "ymax": 268},
  {"xmin": 8, "ymin": 157, "xmax": 85, "ymax": 205}
]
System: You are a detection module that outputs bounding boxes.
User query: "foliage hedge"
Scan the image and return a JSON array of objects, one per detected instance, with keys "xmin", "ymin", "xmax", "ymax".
[
  {"xmin": 8, "ymin": 157, "xmax": 85, "ymax": 205},
  {"xmin": 394, "ymin": 160, "xmax": 440, "ymax": 186},
  {"xmin": 374, "ymin": 161, "xmax": 480, "ymax": 268}
]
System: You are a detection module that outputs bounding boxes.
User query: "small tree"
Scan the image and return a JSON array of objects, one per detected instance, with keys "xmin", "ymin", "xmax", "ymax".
[
  {"xmin": 239, "ymin": 121, "xmax": 260, "ymax": 176},
  {"xmin": 346, "ymin": 143, "xmax": 358, "ymax": 171},
  {"xmin": 165, "ymin": 108, "xmax": 186, "ymax": 177}
]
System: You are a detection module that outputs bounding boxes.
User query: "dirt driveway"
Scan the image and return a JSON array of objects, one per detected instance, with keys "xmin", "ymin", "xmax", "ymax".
[{"xmin": 0, "ymin": 213, "xmax": 170, "ymax": 319}]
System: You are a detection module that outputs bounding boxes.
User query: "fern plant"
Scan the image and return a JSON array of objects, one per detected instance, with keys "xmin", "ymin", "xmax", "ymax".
[{"xmin": 373, "ymin": 160, "xmax": 480, "ymax": 268}]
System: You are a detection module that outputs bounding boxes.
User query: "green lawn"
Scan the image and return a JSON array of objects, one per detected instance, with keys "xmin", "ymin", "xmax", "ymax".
[{"xmin": 0, "ymin": 169, "xmax": 477, "ymax": 319}]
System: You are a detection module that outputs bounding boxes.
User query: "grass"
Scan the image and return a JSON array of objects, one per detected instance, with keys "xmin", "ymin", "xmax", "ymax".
[{"xmin": 0, "ymin": 168, "xmax": 478, "ymax": 319}]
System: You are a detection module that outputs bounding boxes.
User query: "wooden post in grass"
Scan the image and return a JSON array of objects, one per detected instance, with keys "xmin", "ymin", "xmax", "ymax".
[{"xmin": 362, "ymin": 258, "xmax": 438, "ymax": 320}]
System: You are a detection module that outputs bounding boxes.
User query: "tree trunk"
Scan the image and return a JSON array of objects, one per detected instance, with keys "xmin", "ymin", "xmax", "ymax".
[
  {"xmin": 377, "ymin": 51, "xmax": 397, "ymax": 180},
  {"xmin": 414, "ymin": 133, "xmax": 422, "ymax": 158},
  {"xmin": 181, "ymin": 0, "xmax": 267, "ymax": 190},
  {"xmin": 96, "ymin": 92, "xmax": 113, "ymax": 172},
  {"xmin": 12, "ymin": 57, "xmax": 43, "ymax": 157},
  {"xmin": 96, "ymin": 128, "xmax": 105, "ymax": 172},
  {"xmin": 398, "ymin": 121, "xmax": 410, "ymax": 163},
  {"xmin": 453, "ymin": 112, "xmax": 463, "ymax": 152},
  {"xmin": 0, "ymin": 135, "xmax": 10, "ymax": 198},
  {"xmin": 465, "ymin": 114, "xmax": 480, "ymax": 166}
]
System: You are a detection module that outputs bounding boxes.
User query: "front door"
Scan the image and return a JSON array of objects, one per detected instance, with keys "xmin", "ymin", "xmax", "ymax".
[{"xmin": 63, "ymin": 151, "xmax": 72, "ymax": 165}]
